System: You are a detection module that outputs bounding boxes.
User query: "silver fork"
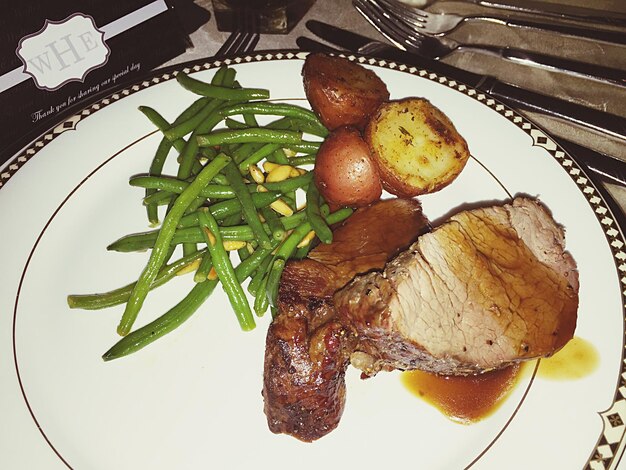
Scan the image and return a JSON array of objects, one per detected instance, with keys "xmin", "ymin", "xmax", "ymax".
[
  {"xmin": 354, "ymin": 0, "xmax": 626, "ymax": 87},
  {"xmin": 215, "ymin": 31, "xmax": 260, "ymax": 56},
  {"xmin": 215, "ymin": 7, "xmax": 261, "ymax": 57},
  {"xmin": 370, "ymin": 0, "xmax": 626, "ymax": 44}
]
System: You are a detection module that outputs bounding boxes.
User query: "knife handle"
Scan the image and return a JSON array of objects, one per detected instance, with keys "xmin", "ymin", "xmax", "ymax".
[
  {"xmin": 503, "ymin": 17, "xmax": 626, "ymax": 45},
  {"xmin": 479, "ymin": 76, "xmax": 626, "ymax": 141},
  {"xmin": 462, "ymin": 45, "xmax": 626, "ymax": 87}
]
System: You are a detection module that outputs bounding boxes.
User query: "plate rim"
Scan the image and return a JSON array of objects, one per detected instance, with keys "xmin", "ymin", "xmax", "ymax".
[{"xmin": 4, "ymin": 50, "xmax": 626, "ymax": 470}]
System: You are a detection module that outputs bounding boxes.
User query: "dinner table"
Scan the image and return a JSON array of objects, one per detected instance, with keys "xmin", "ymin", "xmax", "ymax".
[{"xmin": 2, "ymin": 0, "xmax": 626, "ymax": 469}]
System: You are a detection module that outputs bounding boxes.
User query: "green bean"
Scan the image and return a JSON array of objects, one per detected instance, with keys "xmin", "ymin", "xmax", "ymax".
[
  {"xmin": 176, "ymin": 111, "xmax": 223, "ymax": 179},
  {"xmin": 193, "ymin": 252, "xmax": 213, "ymax": 283},
  {"xmin": 284, "ymin": 117, "xmax": 328, "ymax": 138},
  {"xmin": 117, "ymin": 154, "xmax": 230, "ymax": 336},
  {"xmin": 102, "ymin": 243, "xmax": 274, "ymax": 361},
  {"xmin": 247, "ymin": 255, "xmax": 271, "ymax": 296},
  {"xmin": 222, "ymin": 161, "xmax": 273, "ymax": 249},
  {"xmin": 145, "ymin": 138, "xmax": 172, "ymax": 225},
  {"xmin": 131, "ymin": 175, "xmax": 255, "ymax": 201},
  {"xmin": 181, "ymin": 195, "xmax": 207, "ymax": 257},
  {"xmin": 262, "ymin": 171, "xmax": 313, "ymax": 192},
  {"xmin": 287, "ymin": 154, "xmax": 316, "ymax": 166},
  {"xmin": 231, "ymin": 142, "xmax": 266, "ymax": 164},
  {"xmin": 211, "ymin": 173, "xmax": 229, "ymax": 185},
  {"xmin": 253, "ymin": 273, "xmax": 270, "ymax": 316},
  {"xmin": 196, "ymin": 128, "xmax": 302, "ymax": 147},
  {"xmin": 281, "ymin": 209, "xmax": 309, "ymax": 229},
  {"xmin": 176, "ymin": 71, "xmax": 269, "ymax": 101},
  {"xmin": 225, "ymin": 117, "xmax": 248, "ymax": 129},
  {"xmin": 67, "ymin": 250, "xmax": 205, "ymax": 310},
  {"xmin": 266, "ymin": 147, "xmax": 289, "ymax": 165},
  {"xmin": 237, "ymin": 245, "xmax": 251, "ymax": 263},
  {"xmin": 243, "ymin": 112, "xmax": 259, "ymax": 127},
  {"xmin": 143, "ymin": 191, "xmax": 174, "ymax": 207},
  {"xmin": 220, "ymin": 212, "xmax": 243, "ymax": 227},
  {"xmin": 284, "ymin": 142, "xmax": 321, "ymax": 154},
  {"xmin": 162, "ymin": 68, "xmax": 233, "ymax": 142},
  {"xmin": 198, "ymin": 208, "xmax": 255, "ymax": 330},
  {"xmin": 294, "ymin": 243, "xmax": 313, "ymax": 259},
  {"xmin": 306, "ymin": 183, "xmax": 333, "ymax": 244},
  {"xmin": 265, "ymin": 258, "xmax": 286, "ymax": 308},
  {"xmin": 164, "ymin": 98, "xmax": 224, "ymax": 142},
  {"xmin": 138, "ymin": 105, "xmax": 189, "ymax": 153},
  {"xmin": 260, "ymin": 206, "xmax": 286, "ymax": 241},
  {"xmin": 218, "ymin": 102, "xmax": 320, "ymax": 125},
  {"xmin": 237, "ymin": 143, "xmax": 281, "ymax": 172}
]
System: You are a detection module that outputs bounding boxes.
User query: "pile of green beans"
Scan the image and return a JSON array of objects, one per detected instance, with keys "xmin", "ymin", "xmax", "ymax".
[{"xmin": 66, "ymin": 66, "xmax": 353, "ymax": 361}]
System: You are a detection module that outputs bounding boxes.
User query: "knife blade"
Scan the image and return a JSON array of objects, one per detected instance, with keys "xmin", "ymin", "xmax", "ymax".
[
  {"xmin": 305, "ymin": 20, "xmax": 626, "ymax": 143},
  {"xmin": 475, "ymin": 0, "xmax": 626, "ymax": 28}
]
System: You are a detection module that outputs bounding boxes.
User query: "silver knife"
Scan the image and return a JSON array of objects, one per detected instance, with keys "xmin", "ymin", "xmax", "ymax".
[
  {"xmin": 300, "ymin": 20, "xmax": 626, "ymax": 145},
  {"xmin": 475, "ymin": 0, "xmax": 626, "ymax": 27}
]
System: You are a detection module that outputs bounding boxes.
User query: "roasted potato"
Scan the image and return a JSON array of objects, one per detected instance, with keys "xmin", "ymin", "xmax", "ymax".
[
  {"xmin": 365, "ymin": 98, "xmax": 470, "ymax": 197},
  {"xmin": 314, "ymin": 126, "xmax": 382, "ymax": 208},
  {"xmin": 303, "ymin": 53, "xmax": 389, "ymax": 131}
]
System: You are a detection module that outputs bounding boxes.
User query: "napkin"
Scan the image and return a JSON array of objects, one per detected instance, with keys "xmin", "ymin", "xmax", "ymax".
[{"xmin": 0, "ymin": 0, "xmax": 197, "ymax": 165}]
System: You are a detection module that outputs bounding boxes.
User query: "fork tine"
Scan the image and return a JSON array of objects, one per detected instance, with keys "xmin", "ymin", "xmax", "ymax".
[
  {"xmin": 231, "ymin": 31, "xmax": 251, "ymax": 53},
  {"xmin": 377, "ymin": 0, "xmax": 427, "ymax": 25},
  {"xmin": 216, "ymin": 31, "xmax": 241, "ymax": 56},
  {"xmin": 244, "ymin": 33, "xmax": 260, "ymax": 53},
  {"xmin": 216, "ymin": 31, "xmax": 260, "ymax": 57},
  {"xmin": 354, "ymin": 0, "xmax": 421, "ymax": 52}
]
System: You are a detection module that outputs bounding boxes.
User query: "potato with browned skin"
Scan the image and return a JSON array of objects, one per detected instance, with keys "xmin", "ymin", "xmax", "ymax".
[
  {"xmin": 303, "ymin": 53, "xmax": 389, "ymax": 131},
  {"xmin": 365, "ymin": 98, "xmax": 470, "ymax": 197},
  {"xmin": 314, "ymin": 126, "xmax": 382, "ymax": 208}
]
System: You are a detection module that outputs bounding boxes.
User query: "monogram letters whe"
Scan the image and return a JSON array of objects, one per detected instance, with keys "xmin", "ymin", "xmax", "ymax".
[{"xmin": 16, "ymin": 14, "xmax": 110, "ymax": 91}]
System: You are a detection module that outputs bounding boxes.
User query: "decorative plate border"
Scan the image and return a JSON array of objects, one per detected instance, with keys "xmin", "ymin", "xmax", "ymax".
[{"xmin": 3, "ymin": 50, "xmax": 625, "ymax": 469}]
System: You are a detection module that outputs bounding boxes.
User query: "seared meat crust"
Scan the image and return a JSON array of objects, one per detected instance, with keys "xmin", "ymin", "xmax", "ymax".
[{"xmin": 262, "ymin": 199, "xmax": 428, "ymax": 441}]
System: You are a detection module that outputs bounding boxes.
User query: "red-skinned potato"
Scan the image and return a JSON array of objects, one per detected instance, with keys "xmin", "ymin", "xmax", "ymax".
[
  {"xmin": 314, "ymin": 126, "xmax": 382, "ymax": 208},
  {"xmin": 302, "ymin": 53, "xmax": 389, "ymax": 131}
]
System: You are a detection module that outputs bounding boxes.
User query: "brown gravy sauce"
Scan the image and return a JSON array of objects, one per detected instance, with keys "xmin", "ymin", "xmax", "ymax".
[
  {"xmin": 401, "ymin": 336, "xmax": 598, "ymax": 423},
  {"xmin": 401, "ymin": 364, "xmax": 522, "ymax": 424}
]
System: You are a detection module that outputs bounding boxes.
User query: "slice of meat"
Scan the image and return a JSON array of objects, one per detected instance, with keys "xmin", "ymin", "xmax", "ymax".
[
  {"xmin": 334, "ymin": 197, "xmax": 579, "ymax": 377},
  {"xmin": 262, "ymin": 199, "xmax": 429, "ymax": 442}
]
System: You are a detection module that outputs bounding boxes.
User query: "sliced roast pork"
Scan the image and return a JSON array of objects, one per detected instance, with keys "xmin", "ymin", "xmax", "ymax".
[
  {"xmin": 334, "ymin": 197, "xmax": 579, "ymax": 376},
  {"xmin": 263, "ymin": 196, "xmax": 578, "ymax": 441},
  {"xmin": 262, "ymin": 199, "xmax": 429, "ymax": 442}
]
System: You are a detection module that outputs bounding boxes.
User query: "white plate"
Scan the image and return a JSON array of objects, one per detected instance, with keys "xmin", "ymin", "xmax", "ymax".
[{"xmin": 1, "ymin": 52, "xmax": 625, "ymax": 470}]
